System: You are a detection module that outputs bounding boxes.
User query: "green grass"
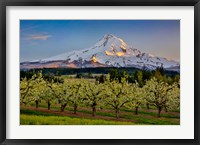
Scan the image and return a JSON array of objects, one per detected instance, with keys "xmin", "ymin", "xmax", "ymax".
[
  {"xmin": 21, "ymin": 109, "xmax": 61, "ymax": 117},
  {"xmin": 21, "ymin": 102, "xmax": 180, "ymax": 125},
  {"xmin": 121, "ymin": 108, "xmax": 180, "ymax": 119},
  {"xmin": 20, "ymin": 114, "xmax": 135, "ymax": 125},
  {"xmin": 34, "ymin": 102, "xmax": 179, "ymax": 118},
  {"xmin": 59, "ymin": 107, "xmax": 179, "ymax": 125},
  {"xmin": 21, "ymin": 107, "xmax": 179, "ymax": 125}
]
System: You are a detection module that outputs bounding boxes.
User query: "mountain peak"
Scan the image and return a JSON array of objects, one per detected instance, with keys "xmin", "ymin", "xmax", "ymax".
[
  {"xmin": 100, "ymin": 34, "xmax": 122, "ymax": 43},
  {"xmin": 23, "ymin": 34, "xmax": 179, "ymax": 72},
  {"xmin": 92, "ymin": 34, "xmax": 129, "ymax": 57},
  {"xmin": 99, "ymin": 34, "xmax": 116, "ymax": 43},
  {"xmin": 103, "ymin": 34, "xmax": 115, "ymax": 38}
]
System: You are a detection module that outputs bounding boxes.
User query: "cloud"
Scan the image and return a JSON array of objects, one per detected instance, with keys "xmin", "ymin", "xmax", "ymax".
[
  {"xmin": 20, "ymin": 25, "xmax": 41, "ymax": 32},
  {"xmin": 27, "ymin": 34, "xmax": 52, "ymax": 40}
]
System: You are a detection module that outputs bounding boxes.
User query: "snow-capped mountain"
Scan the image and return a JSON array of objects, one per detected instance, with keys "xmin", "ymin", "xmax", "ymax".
[{"xmin": 20, "ymin": 34, "xmax": 180, "ymax": 71}]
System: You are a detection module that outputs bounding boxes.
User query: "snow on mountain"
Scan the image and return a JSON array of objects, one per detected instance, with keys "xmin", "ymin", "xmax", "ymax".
[{"xmin": 21, "ymin": 34, "xmax": 179, "ymax": 71}]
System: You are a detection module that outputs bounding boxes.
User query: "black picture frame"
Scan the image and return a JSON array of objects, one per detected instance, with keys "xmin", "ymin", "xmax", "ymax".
[{"xmin": 0, "ymin": 0, "xmax": 199, "ymax": 145}]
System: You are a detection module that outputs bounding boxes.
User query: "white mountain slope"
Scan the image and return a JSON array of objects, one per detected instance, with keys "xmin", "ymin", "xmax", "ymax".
[{"xmin": 21, "ymin": 34, "xmax": 180, "ymax": 71}]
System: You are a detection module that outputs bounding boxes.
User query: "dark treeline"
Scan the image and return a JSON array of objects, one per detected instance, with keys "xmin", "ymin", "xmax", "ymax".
[
  {"xmin": 20, "ymin": 67, "xmax": 179, "ymax": 85},
  {"xmin": 21, "ymin": 67, "xmax": 139, "ymax": 75},
  {"xmin": 21, "ymin": 67, "xmax": 179, "ymax": 77},
  {"xmin": 96, "ymin": 67, "xmax": 180, "ymax": 86},
  {"xmin": 20, "ymin": 70, "xmax": 64, "ymax": 83}
]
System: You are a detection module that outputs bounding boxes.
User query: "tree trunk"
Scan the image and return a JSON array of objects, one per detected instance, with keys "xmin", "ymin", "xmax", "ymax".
[
  {"xmin": 35, "ymin": 100, "xmax": 39, "ymax": 108},
  {"xmin": 158, "ymin": 107, "xmax": 162, "ymax": 117},
  {"xmin": 146, "ymin": 103, "xmax": 150, "ymax": 110},
  {"xmin": 135, "ymin": 107, "xmax": 138, "ymax": 115},
  {"xmin": 73, "ymin": 105, "xmax": 77, "ymax": 114},
  {"xmin": 164, "ymin": 106, "xmax": 168, "ymax": 112},
  {"xmin": 61, "ymin": 103, "xmax": 67, "ymax": 112},
  {"xmin": 115, "ymin": 109, "xmax": 120, "ymax": 119},
  {"xmin": 92, "ymin": 106, "xmax": 96, "ymax": 117},
  {"xmin": 48, "ymin": 101, "xmax": 51, "ymax": 110}
]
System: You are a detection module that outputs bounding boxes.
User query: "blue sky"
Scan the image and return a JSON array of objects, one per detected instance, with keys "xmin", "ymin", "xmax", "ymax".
[{"xmin": 20, "ymin": 20, "xmax": 180, "ymax": 62}]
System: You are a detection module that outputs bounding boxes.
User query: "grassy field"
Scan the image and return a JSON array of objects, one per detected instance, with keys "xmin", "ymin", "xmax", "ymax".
[
  {"xmin": 21, "ymin": 114, "xmax": 135, "ymax": 125},
  {"xmin": 20, "ymin": 104, "xmax": 180, "ymax": 125}
]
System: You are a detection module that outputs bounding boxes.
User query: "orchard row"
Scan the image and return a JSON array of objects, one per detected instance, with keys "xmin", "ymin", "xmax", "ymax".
[{"xmin": 20, "ymin": 72, "xmax": 180, "ymax": 118}]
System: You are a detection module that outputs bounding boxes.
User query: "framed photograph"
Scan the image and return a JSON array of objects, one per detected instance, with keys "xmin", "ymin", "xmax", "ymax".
[{"xmin": 0, "ymin": 0, "xmax": 199, "ymax": 144}]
